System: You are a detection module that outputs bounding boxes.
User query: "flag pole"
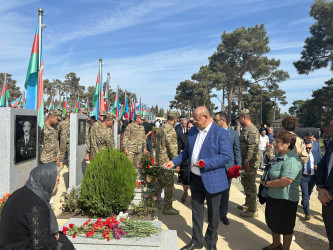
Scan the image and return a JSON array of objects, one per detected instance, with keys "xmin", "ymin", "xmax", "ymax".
[
  {"xmin": 107, "ymin": 72, "xmax": 110, "ymax": 110},
  {"xmin": 38, "ymin": 8, "xmax": 45, "ymax": 71},
  {"xmin": 98, "ymin": 58, "xmax": 103, "ymax": 115},
  {"xmin": 114, "ymin": 84, "xmax": 120, "ymax": 149},
  {"xmin": 4, "ymin": 73, "xmax": 7, "ymax": 107}
]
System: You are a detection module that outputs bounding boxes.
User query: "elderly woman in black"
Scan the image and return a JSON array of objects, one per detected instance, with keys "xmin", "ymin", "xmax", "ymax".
[{"xmin": 0, "ymin": 163, "xmax": 74, "ymax": 249}]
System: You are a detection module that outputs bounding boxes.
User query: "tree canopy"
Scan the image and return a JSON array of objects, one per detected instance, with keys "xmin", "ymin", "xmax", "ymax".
[{"xmin": 294, "ymin": 0, "xmax": 333, "ymax": 74}]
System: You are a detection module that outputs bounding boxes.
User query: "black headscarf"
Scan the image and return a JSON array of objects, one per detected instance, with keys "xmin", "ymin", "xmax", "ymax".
[{"xmin": 25, "ymin": 163, "xmax": 59, "ymax": 234}]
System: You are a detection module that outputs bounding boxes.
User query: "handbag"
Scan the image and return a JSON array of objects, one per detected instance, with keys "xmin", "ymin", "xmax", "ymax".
[{"xmin": 258, "ymin": 156, "xmax": 283, "ymax": 204}]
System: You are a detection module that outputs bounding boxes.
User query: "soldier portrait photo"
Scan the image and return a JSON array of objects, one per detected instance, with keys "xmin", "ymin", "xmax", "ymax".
[
  {"xmin": 14, "ymin": 115, "xmax": 37, "ymax": 164},
  {"xmin": 78, "ymin": 119, "xmax": 86, "ymax": 145}
]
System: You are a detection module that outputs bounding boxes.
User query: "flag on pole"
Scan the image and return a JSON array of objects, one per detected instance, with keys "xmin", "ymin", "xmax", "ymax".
[
  {"xmin": 24, "ymin": 26, "xmax": 39, "ymax": 110},
  {"xmin": 111, "ymin": 91, "xmax": 118, "ymax": 116},
  {"xmin": 104, "ymin": 77, "xmax": 109, "ymax": 111},
  {"xmin": 91, "ymin": 73, "xmax": 100, "ymax": 120},
  {"xmin": 62, "ymin": 95, "xmax": 67, "ymax": 116},
  {"xmin": 75, "ymin": 97, "xmax": 79, "ymax": 113},
  {"xmin": 123, "ymin": 97, "xmax": 129, "ymax": 119},
  {"xmin": 37, "ymin": 33, "xmax": 44, "ymax": 128},
  {"xmin": 55, "ymin": 103, "xmax": 60, "ymax": 110},
  {"xmin": 85, "ymin": 99, "xmax": 89, "ymax": 109},
  {"xmin": 10, "ymin": 95, "xmax": 22, "ymax": 108},
  {"xmin": 0, "ymin": 79, "xmax": 9, "ymax": 107},
  {"xmin": 99, "ymin": 68, "xmax": 105, "ymax": 112}
]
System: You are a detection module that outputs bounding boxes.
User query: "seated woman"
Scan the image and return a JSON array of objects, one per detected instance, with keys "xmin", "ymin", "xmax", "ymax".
[
  {"xmin": 0, "ymin": 163, "xmax": 74, "ymax": 249},
  {"xmin": 261, "ymin": 130, "xmax": 302, "ymax": 250}
]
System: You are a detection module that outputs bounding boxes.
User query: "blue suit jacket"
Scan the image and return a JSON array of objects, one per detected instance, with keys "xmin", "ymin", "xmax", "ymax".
[
  {"xmin": 316, "ymin": 140, "xmax": 333, "ymax": 195},
  {"xmin": 225, "ymin": 127, "xmax": 242, "ymax": 170},
  {"xmin": 172, "ymin": 123, "xmax": 232, "ymax": 194}
]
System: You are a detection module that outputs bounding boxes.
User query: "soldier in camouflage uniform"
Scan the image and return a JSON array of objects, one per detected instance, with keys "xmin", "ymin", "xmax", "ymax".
[
  {"xmin": 237, "ymin": 109, "xmax": 261, "ymax": 218},
  {"xmin": 58, "ymin": 112, "xmax": 70, "ymax": 168},
  {"xmin": 123, "ymin": 113, "xmax": 147, "ymax": 169},
  {"xmin": 153, "ymin": 113, "xmax": 179, "ymax": 215},
  {"xmin": 90, "ymin": 112, "xmax": 116, "ymax": 161},
  {"xmin": 40, "ymin": 110, "xmax": 62, "ymax": 166}
]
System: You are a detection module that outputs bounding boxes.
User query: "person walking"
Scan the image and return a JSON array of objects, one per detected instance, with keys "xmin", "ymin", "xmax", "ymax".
[
  {"xmin": 214, "ymin": 111, "xmax": 242, "ymax": 225},
  {"xmin": 300, "ymin": 139, "xmax": 321, "ymax": 220},
  {"xmin": 164, "ymin": 106, "xmax": 232, "ymax": 250},
  {"xmin": 238, "ymin": 109, "xmax": 260, "ymax": 218}
]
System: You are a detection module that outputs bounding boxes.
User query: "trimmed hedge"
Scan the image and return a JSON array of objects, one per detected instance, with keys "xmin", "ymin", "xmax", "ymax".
[{"xmin": 80, "ymin": 148, "xmax": 136, "ymax": 217}]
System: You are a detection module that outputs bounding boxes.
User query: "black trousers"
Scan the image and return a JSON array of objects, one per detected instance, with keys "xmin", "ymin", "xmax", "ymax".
[
  {"xmin": 190, "ymin": 174, "xmax": 222, "ymax": 246},
  {"xmin": 323, "ymin": 201, "xmax": 333, "ymax": 250}
]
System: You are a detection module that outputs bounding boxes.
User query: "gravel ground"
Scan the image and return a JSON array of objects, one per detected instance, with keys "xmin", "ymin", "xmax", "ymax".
[{"xmin": 233, "ymin": 172, "xmax": 329, "ymax": 250}]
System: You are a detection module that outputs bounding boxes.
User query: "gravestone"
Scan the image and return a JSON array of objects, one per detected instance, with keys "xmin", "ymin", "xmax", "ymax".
[
  {"xmin": 61, "ymin": 218, "xmax": 178, "ymax": 250},
  {"xmin": 68, "ymin": 114, "xmax": 87, "ymax": 189},
  {"xmin": 0, "ymin": 108, "xmax": 38, "ymax": 195}
]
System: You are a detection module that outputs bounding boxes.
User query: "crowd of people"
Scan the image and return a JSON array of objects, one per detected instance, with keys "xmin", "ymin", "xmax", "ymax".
[{"xmin": 0, "ymin": 105, "xmax": 332, "ymax": 250}]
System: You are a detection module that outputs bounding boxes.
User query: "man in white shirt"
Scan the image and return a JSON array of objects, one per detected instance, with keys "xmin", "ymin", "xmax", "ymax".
[
  {"xmin": 155, "ymin": 119, "xmax": 160, "ymax": 128},
  {"xmin": 259, "ymin": 130, "xmax": 269, "ymax": 170}
]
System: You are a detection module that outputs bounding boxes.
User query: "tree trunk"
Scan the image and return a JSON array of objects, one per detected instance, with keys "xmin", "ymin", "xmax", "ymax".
[
  {"xmin": 227, "ymin": 82, "xmax": 234, "ymax": 126},
  {"xmin": 222, "ymin": 86, "xmax": 225, "ymax": 112},
  {"xmin": 236, "ymin": 60, "xmax": 247, "ymax": 133},
  {"xmin": 273, "ymin": 96, "xmax": 277, "ymax": 121}
]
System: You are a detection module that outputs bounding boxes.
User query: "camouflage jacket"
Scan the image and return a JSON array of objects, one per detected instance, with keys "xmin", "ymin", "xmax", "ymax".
[
  {"xmin": 40, "ymin": 123, "xmax": 60, "ymax": 164},
  {"xmin": 90, "ymin": 123, "xmax": 115, "ymax": 161},
  {"xmin": 122, "ymin": 123, "xmax": 146, "ymax": 153},
  {"xmin": 155, "ymin": 122, "xmax": 178, "ymax": 165},
  {"xmin": 239, "ymin": 123, "xmax": 260, "ymax": 167},
  {"xmin": 58, "ymin": 119, "xmax": 70, "ymax": 145},
  {"xmin": 86, "ymin": 121, "xmax": 91, "ymax": 153}
]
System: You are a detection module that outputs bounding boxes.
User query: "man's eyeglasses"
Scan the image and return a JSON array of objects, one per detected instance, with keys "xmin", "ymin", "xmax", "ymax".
[
  {"xmin": 213, "ymin": 118, "xmax": 221, "ymax": 123},
  {"xmin": 306, "ymin": 147, "xmax": 312, "ymax": 150}
]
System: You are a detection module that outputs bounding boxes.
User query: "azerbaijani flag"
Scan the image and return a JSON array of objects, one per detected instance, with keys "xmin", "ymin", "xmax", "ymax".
[
  {"xmin": 37, "ymin": 36, "xmax": 44, "ymax": 128},
  {"xmin": 55, "ymin": 103, "xmax": 60, "ymax": 110},
  {"xmin": 112, "ymin": 90, "xmax": 119, "ymax": 118},
  {"xmin": 85, "ymin": 99, "xmax": 89, "ymax": 109},
  {"xmin": 24, "ymin": 26, "xmax": 39, "ymax": 110},
  {"xmin": 99, "ymin": 69, "xmax": 105, "ymax": 112},
  {"xmin": 91, "ymin": 73, "xmax": 100, "ymax": 120},
  {"xmin": 10, "ymin": 95, "xmax": 22, "ymax": 108},
  {"xmin": 62, "ymin": 95, "xmax": 67, "ymax": 116},
  {"xmin": 103, "ymin": 77, "xmax": 109, "ymax": 111},
  {"xmin": 75, "ymin": 97, "xmax": 79, "ymax": 113},
  {"xmin": 0, "ymin": 79, "xmax": 9, "ymax": 107},
  {"xmin": 130, "ymin": 99, "xmax": 135, "ymax": 120},
  {"xmin": 123, "ymin": 97, "xmax": 129, "ymax": 119}
]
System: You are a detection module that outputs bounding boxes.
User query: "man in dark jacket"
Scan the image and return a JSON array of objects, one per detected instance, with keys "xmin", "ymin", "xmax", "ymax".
[{"xmin": 316, "ymin": 140, "xmax": 333, "ymax": 249}]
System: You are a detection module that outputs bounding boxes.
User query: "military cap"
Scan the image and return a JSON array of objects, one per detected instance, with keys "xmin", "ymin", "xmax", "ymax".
[
  {"xmin": 49, "ymin": 110, "xmax": 62, "ymax": 120},
  {"xmin": 135, "ymin": 113, "xmax": 143, "ymax": 119},
  {"xmin": 236, "ymin": 109, "xmax": 250, "ymax": 119},
  {"xmin": 100, "ymin": 110, "xmax": 107, "ymax": 116},
  {"xmin": 105, "ymin": 112, "xmax": 116, "ymax": 121},
  {"xmin": 79, "ymin": 107, "xmax": 88, "ymax": 114}
]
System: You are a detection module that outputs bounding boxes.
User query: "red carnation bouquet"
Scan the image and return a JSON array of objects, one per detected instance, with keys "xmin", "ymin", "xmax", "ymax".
[
  {"xmin": 226, "ymin": 165, "xmax": 242, "ymax": 178},
  {"xmin": 198, "ymin": 160, "xmax": 205, "ymax": 167}
]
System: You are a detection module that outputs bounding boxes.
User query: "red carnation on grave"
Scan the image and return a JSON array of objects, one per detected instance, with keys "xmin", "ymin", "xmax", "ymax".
[
  {"xmin": 198, "ymin": 160, "xmax": 205, "ymax": 167},
  {"xmin": 148, "ymin": 165, "xmax": 151, "ymax": 170},
  {"xmin": 72, "ymin": 234, "xmax": 76, "ymax": 238},
  {"xmin": 62, "ymin": 227, "xmax": 69, "ymax": 235},
  {"xmin": 69, "ymin": 224, "xmax": 74, "ymax": 229},
  {"xmin": 151, "ymin": 157, "xmax": 155, "ymax": 165}
]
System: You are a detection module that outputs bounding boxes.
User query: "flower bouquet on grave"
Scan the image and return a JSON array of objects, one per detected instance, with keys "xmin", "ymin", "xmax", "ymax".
[
  {"xmin": 226, "ymin": 165, "xmax": 242, "ymax": 179},
  {"xmin": 0, "ymin": 193, "xmax": 11, "ymax": 216},
  {"xmin": 62, "ymin": 214, "xmax": 161, "ymax": 241},
  {"xmin": 140, "ymin": 153, "xmax": 158, "ymax": 182}
]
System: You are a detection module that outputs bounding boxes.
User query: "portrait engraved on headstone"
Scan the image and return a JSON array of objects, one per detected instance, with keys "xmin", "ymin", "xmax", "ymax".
[
  {"xmin": 78, "ymin": 119, "xmax": 86, "ymax": 145},
  {"xmin": 15, "ymin": 115, "xmax": 37, "ymax": 164}
]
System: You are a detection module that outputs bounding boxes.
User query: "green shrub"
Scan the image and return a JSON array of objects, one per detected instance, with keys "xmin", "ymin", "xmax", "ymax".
[
  {"xmin": 80, "ymin": 148, "xmax": 137, "ymax": 217},
  {"xmin": 60, "ymin": 187, "xmax": 83, "ymax": 215}
]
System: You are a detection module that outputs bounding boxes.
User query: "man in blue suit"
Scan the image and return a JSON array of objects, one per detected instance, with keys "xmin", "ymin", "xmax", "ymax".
[
  {"xmin": 164, "ymin": 106, "xmax": 232, "ymax": 250},
  {"xmin": 214, "ymin": 112, "xmax": 242, "ymax": 225},
  {"xmin": 304, "ymin": 132, "xmax": 322, "ymax": 154},
  {"xmin": 300, "ymin": 139, "xmax": 322, "ymax": 220}
]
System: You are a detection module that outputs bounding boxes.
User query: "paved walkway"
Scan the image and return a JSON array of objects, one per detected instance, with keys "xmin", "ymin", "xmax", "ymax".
[{"xmin": 158, "ymin": 179, "xmax": 303, "ymax": 250}]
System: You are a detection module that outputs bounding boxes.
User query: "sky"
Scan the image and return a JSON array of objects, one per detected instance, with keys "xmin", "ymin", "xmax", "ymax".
[{"xmin": 0, "ymin": 0, "xmax": 331, "ymax": 114}]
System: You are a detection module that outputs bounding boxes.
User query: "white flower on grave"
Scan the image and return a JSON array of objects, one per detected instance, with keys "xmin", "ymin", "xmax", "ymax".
[{"xmin": 116, "ymin": 212, "xmax": 129, "ymax": 222}]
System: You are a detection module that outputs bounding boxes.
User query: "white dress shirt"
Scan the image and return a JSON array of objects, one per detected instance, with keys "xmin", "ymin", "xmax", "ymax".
[
  {"xmin": 303, "ymin": 151, "xmax": 315, "ymax": 175},
  {"xmin": 191, "ymin": 122, "xmax": 213, "ymax": 176},
  {"xmin": 259, "ymin": 135, "xmax": 269, "ymax": 151}
]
